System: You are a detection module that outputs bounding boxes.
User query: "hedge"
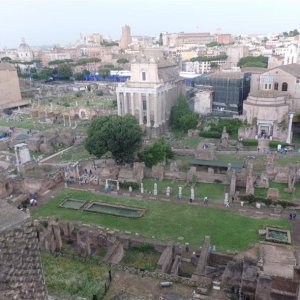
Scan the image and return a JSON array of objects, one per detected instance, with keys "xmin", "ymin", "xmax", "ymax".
[
  {"xmin": 241, "ymin": 139, "xmax": 258, "ymax": 147},
  {"xmin": 199, "ymin": 131, "xmax": 222, "ymax": 139},
  {"xmin": 269, "ymin": 140, "xmax": 289, "ymax": 148},
  {"xmin": 240, "ymin": 194, "xmax": 297, "ymax": 208}
]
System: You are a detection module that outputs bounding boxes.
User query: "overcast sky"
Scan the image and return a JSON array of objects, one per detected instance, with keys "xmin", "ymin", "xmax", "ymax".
[{"xmin": 1, "ymin": 0, "xmax": 300, "ymax": 48}]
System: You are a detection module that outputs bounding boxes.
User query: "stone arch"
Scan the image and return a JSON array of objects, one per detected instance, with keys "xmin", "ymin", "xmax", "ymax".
[{"xmin": 79, "ymin": 109, "xmax": 88, "ymax": 120}]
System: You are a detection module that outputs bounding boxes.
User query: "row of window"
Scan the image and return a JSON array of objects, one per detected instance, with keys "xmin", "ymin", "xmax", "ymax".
[{"xmin": 264, "ymin": 82, "xmax": 288, "ymax": 91}]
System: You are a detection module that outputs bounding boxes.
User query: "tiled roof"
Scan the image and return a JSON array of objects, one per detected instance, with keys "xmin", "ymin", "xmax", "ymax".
[{"xmin": 277, "ymin": 64, "xmax": 300, "ymax": 77}]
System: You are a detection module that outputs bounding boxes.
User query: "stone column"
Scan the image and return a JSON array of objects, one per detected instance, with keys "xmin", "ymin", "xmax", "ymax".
[
  {"xmin": 286, "ymin": 112, "xmax": 294, "ymax": 144},
  {"xmin": 117, "ymin": 92, "xmax": 121, "ymax": 116},
  {"xmin": 123, "ymin": 92, "xmax": 128, "ymax": 114},
  {"xmin": 139, "ymin": 93, "xmax": 143, "ymax": 125},
  {"xmin": 146, "ymin": 93, "xmax": 151, "ymax": 127},
  {"xmin": 153, "ymin": 93, "xmax": 159, "ymax": 128},
  {"xmin": 158, "ymin": 92, "xmax": 162, "ymax": 126},
  {"xmin": 130, "ymin": 93, "xmax": 135, "ymax": 116}
]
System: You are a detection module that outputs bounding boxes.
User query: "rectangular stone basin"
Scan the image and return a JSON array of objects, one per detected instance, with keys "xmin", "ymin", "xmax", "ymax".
[
  {"xmin": 265, "ymin": 227, "xmax": 291, "ymax": 244},
  {"xmin": 59, "ymin": 198, "xmax": 87, "ymax": 210},
  {"xmin": 84, "ymin": 201, "xmax": 145, "ymax": 218}
]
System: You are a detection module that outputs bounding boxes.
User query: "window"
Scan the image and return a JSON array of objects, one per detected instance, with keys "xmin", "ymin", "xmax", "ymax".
[
  {"xmin": 142, "ymin": 100, "xmax": 147, "ymax": 110},
  {"xmin": 269, "ymin": 84, "xmax": 271, "ymax": 89},
  {"xmin": 296, "ymin": 79, "xmax": 300, "ymax": 84},
  {"xmin": 142, "ymin": 71, "xmax": 146, "ymax": 81},
  {"xmin": 282, "ymin": 82, "xmax": 288, "ymax": 92},
  {"xmin": 264, "ymin": 84, "xmax": 268, "ymax": 89},
  {"xmin": 274, "ymin": 82, "xmax": 279, "ymax": 90}
]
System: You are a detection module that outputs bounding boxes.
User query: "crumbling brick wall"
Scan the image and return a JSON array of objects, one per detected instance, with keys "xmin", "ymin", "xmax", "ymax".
[{"xmin": 0, "ymin": 219, "xmax": 48, "ymax": 299}]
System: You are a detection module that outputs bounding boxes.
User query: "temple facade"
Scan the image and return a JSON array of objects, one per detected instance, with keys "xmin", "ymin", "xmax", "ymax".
[{"xmin": 116, "ymin": 60, "xmax": 183, "ymax": 135}]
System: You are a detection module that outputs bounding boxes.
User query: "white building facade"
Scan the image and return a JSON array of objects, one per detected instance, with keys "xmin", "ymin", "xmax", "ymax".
[{"xmin": 116, "ymin": 60, "xmax": 183, "ymax": 134}]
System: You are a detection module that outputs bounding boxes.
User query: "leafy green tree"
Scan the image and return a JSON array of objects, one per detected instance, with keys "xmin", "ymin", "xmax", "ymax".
[
  {"xmin": 170, "ymin": 96, "xmax": 198, "ymax": 132},
  {"xmin": 38, "ymin": 67, "xmax": 54, "ymax": 80},
  {"xmin": 98, "ymin": 68, "xmax": 110, "ymax": 76},
  {"xmin": 206, "ymin": 41, "xmax": 220, "ymax": 47},
  {"xmin": 283, "ymin": 32, "xmax": 289, "ymax": 37},
  {"xmin": 1, "ymin": 56, "xmax": 12, "ymax": 62},
  {"xmin": 237, "ymin": 56, "xmax": 268, "ymax": 68},
  {"xmin": 117, "ymin": 58, "xmax": 129, "ymax": 64},
  {"xmin": 74, "ymin": 72, "xmax": 84, "ymax": 80},
  {"xmin": 85, "ymin": 115, "xmax": 142, "ymax": 163},
  {"xmin": 55, "ymin": 64, "xmax": 73, "ymax": 79},
  {"xmin": 191, "ymin": 54, "xmax": 228, "ymax": 62},
  {"xmin": 159, "ymin": 33, "xmax": 163, "ymax": 46},
  {"xmin": 138, "ymin": 138, "xmax": 174, "ymax": 168}
]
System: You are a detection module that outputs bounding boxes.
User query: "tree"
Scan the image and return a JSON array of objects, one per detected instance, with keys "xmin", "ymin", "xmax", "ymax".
[
  {"xmin": 117, "ymin": 58, "xmax": 129, "ymax": 64},
  {"xmin": 158, "ymin": 33, "xmax": 163, "ymax": 46},
  {"xmin": 55, "ymin": 64, "xmax": 73, "ymax": 79},
  {"xmin": 170, "ymin": 96, "xmax": 198, "ymax": 132},
  {"xmin": 237, "ymin": 56, "xmax": 268, "ymax": 68},
  {"xmin": 138, "ymin": 138, "xmax": 174, "ymax": 168},
  {"xmin": 1, "ymin": 56, "xmax": 12, "ymax": 62},
  {"xmin": 190, "ymin": 54, "xmax": 228, "ymax": 62},
  {"xmin": 38, "ymin": 67, "xmax": 54, "ymax": 80},
  {"xmin": 74, "ymin": 72, "xmax": 84, "ymax": 80},
  {"xmin": 85, "ymin": 115, "xmax": 142, "ymax": 163}
]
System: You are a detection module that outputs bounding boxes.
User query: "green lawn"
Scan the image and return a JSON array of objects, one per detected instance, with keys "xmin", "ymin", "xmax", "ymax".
[
  {"xmin": 274, "ymin": 154, "xmax": 300, "ymax": 166},
  {"xmin": 121, "ymin": 245, "xmax": 160, "ymax": 271},
  {"xmin": 33, "ymin": 189, "xmax": 289, "ymax": 252},
  {"xmin": 0, "ymin": 119, "xmax": 56, "ymax": 131},
  {"xmin": 142, "ymin": 178, "xmax": 227, "ymax": 200},
  {"xmin": 41, "ymin": 252, "xmax": 108, "ymax": 299},
  {"xmin": 171, "ymin": 136, "xmax": 205, "ymax": 148},
  {"xmin": 60, "ymin": 145, "xmax": 94, "ymax": 161},
  {"xmin": 255, "ymin": 182, "xmax": 300, "ymax": 201}
]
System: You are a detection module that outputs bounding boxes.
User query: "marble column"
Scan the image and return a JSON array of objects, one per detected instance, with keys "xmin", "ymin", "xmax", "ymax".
[
  {"xmin": 154, "ymin": 93, "xmax": 158, "ymax": 128},
  {"xmin": 286, "ymin": 112, "xmax": 294, "ymax": 144},
  {"xmin": 130, "ymin": 93, "xmax": 135, "ymax": 116},
  {"xmin": 117, "ymin": 92, "xmax": 121, "ymax": 116},
  {"xmin": 123, "ymin": 92, "xmax": 128, "ymax": 114},
  {"xmin": 139, "ymin": 93, "xmax": 143, "ymax": 125},
  {"xmin": 146, "ymin": 93, "xmax": 151, "ymax": 127},
  {"xmin": 162, "ymin": 91, "xmax": 167, "ymax": 123}
]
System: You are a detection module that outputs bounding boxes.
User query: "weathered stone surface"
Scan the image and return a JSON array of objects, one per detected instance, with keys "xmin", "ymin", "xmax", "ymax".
[
  {"xmin": 0, "ymin": 203, "xmax": 47, "ymax": 299},
  {"xmin": 152, "ymin": 164, "xmax": 164, "ymax": 180},
  {"xmin": 267, "ymin": 188, "xmax": 279, "ymax": 200}
]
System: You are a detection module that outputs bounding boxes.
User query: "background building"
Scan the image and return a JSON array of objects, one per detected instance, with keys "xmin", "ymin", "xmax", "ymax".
[
  {"xmin": 0, "ymin": 62, "xmax": 30, "ymax": 109},
  {"xmin": 119, "ymin": 25, "xmax": 132, "ymax": 50},
  {"xmin": 194, "ymin": 70, "xmax": 251, "ymax": 114}
]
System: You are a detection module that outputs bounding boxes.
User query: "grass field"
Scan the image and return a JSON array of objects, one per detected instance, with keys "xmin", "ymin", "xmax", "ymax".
[
  {"xmin": 41, "ymin": 252, "xmax": 108, "ymax": 299},
  {"xmin": 142, "ymin": 178, "xmax": 227, "ymax": 200},
  {"xmin": 121, "ymin": 245, "xmax": 160, "ymax": 271},
  {"xmin": 33, "ymin": 189, "xmax": 289, "ymax": 252}
]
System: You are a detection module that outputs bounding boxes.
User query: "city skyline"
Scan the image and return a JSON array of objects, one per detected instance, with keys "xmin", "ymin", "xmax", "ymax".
[{"xmin": 1, "ymin": 0, "xmax": 300, "ymax": 48}]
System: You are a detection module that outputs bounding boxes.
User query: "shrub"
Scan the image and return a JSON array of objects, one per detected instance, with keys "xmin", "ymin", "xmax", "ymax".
[
  {"xmin": 242, "ymin": 139, "xmax": 258, "ymax": 147},
  {"xmin": 240, "ymin": 194, "xmax": 296, "ymax": 208},
  {"xmin": 119, "ymin": 181, "xmax": 139, "ymax": 191},
  {"xmin": 200, "ymin": 131, "xmax": 221, "ymax": 139},
  {"xmin": 269, "ymin": 140, "xmax": 289, "ymax": 149},
  {"xmin": 75, "ymin": 92, "xmax": 82, "ymax": 98},
  {"xmin": 96, "ymin": 90, "xmax": 103, "ymax": 96}
]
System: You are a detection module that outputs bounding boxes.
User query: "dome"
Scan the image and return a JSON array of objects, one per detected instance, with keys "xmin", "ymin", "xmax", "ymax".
[{"xmin": 18, "ymin": 38, "xmax": 31, "ymax": 51}]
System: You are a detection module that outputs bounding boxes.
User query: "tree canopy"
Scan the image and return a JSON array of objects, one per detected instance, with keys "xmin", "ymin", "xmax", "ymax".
[
  {"xmin": 138, "ymin": 138, "xmax": 174, "ymax": 168},
  {"xmin": 237, "ymin": 55, "xmax": 268, "ymax": 68},
  {"xmin": 85, "ymin": 115, "xmax": 143, "ymax": 163},
  {"xmin": 117, "ymin": 58, "xmax": 129, "ymax": 64},
  {"xmin": 190, "ymin": 54, "xmax": 228, "ymax": 62},
  {"xmin": 169, "ymin": 96, "xmax": 198, "ymax": 132}
]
